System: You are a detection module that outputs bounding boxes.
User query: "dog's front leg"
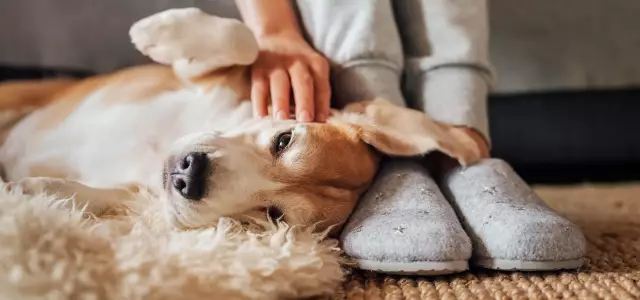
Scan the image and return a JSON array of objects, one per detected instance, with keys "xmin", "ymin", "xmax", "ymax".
[
  {"xmin": 5, "ymin": 177, "xmax": 141, "ymax": 215},
  {"xmin": 129, "ymin": 7, "xmax": 259, "ymax": 83}
]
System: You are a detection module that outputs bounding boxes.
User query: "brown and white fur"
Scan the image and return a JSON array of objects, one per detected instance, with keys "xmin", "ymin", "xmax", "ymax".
[{"xmin": 0, "ymin": 8, "xmax": 480, "ymax": 233}]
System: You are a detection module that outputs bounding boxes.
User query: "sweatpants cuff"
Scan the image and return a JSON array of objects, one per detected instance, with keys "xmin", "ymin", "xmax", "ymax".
[
  {"xmin": 407, "ymin": 66, "xmax": 492, "ymax": 146},
  {"xmin": 331, "ymin": 63, "xmax": 405, "ymax": 108}
]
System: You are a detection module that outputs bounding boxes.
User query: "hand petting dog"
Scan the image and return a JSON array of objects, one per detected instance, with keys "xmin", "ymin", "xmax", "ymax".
[{"xmin": 237, "ymin": 0, "xmax": 331, "ymax": 123}]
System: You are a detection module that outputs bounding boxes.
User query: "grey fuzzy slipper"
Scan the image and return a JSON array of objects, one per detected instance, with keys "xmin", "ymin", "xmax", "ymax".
[
  {"xmin": 339, "ymin": 158, "xmax": 471, "ymax": 275},
  {"xmin": 441, "ymin": 158, "xmax": 587, "ymax": 271}
]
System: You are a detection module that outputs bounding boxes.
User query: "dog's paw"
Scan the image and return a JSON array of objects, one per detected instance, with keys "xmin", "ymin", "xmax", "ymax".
[
  {"xmin": 129, "ymin": 7, "xmax": 258, "ymax": 73},
  {"xmin": 129, "ymin": 8, "xmax": 203, "ymax": 65}
]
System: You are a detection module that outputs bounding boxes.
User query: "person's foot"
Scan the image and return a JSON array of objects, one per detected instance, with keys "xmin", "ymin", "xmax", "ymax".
[
  {"xmin": 440, "ymin": 158, "xmax": 587, "ymax": 271},
  {"xmin": 339, "ymin": 158, "xmax": 471, "ymax": 275}
]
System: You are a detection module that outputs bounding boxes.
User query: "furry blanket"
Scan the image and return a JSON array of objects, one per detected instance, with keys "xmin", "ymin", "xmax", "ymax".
[{"xmin": 0, "ymin": 191, "xmax": 346, "ymax": 300}]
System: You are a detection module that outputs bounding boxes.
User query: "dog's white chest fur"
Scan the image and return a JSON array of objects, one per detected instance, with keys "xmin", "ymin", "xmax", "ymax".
[{"xmin": 0, "ymin": 84, "xmax": 251, "ymax": 189}]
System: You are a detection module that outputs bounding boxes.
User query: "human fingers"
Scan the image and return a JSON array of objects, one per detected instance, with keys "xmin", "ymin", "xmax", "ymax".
[
  {"xmin": 250, "ymin": 68, "xmax": 269, "ymax": 118},
  {"xmin": 288, "ymin": 61, "xmax": 315, "ymax": 122},
  {"xmin": 308, "ymin": 56, "xmax": 331, "ymax": 122},
  {"xmin": 269, "ymin": 68, "xmax": 291, "ymax": 120}
]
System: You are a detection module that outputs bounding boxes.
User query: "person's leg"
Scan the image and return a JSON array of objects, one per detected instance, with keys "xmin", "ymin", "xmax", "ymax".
[
  {"xmin": 294, "ymin": 0, "xmax": 405, "ymax": 108},
  {"xmin": 294, "ymin": 0, "xmax": 471, "ymax": 275},
  {"xmin": 393, "ymin": 0, "xmax": 586, "ymax": 270}
]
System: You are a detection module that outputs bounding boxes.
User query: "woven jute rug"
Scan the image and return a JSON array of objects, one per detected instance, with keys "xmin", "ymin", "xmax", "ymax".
[{"xmin": 336, "ymin": 182, "xmax": 640, "ymax": 300}]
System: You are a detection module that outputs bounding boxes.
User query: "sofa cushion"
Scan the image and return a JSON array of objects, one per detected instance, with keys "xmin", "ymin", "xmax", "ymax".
[
  {"xmin": 489, "ymin": 0, "xmax": 640, "ymax": 93},
  {"xmin": 1, "ymin": 0, "xmax": 639, "ymax": 94}
]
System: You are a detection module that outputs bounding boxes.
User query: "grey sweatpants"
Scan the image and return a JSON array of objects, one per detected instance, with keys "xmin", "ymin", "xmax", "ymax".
[
  {"xmin": 0, "ymin": 0, "xmax": 493, "ymax": 141},
  {"xmin": 294, "ymin": 0, "xmax": 494, "ymax": 143}
]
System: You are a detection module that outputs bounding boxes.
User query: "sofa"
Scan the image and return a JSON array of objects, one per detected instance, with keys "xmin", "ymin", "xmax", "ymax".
[
  {"xmin": 487, "ymin": 0, "xmax": 640, "ymax": 183},
  {"xmin": 2, "ymin": 0, "xmax": 639, "ymax": 184}
]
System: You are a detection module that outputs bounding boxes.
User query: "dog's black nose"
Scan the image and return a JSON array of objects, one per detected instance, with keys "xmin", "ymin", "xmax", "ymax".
[{"xmin": 171, "ymin": 152, "xmax": 208, "ymax": 200}]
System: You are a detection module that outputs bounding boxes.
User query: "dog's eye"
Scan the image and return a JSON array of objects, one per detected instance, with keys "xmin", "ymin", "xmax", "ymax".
[
  {"xmin": 267, "ymin": 206, "xmax": 284, "ymax": 223},
  {"xmin": 273, "ymin": 131, "xmax": 293, "ymax": 154}
]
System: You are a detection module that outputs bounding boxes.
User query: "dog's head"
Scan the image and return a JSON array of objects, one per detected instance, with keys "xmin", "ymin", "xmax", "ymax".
[{"xmin": 162, "ymin": 100, "xmax": 480, "ymax": 233}]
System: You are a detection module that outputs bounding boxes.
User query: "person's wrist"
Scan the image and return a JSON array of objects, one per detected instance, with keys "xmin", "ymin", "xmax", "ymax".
[
  {"xmin": 236, "ymin": 0, "xmax": 304, "ymax": 42},
  {"xmin": 253, "ymin": 27, "xmax": 304, "ymax": 45}
]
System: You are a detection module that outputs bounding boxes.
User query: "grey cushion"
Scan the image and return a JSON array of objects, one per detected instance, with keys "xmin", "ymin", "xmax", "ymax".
[
  {"xmin": 0, "ymin": 0, "xmax": 240, "ymax": 72},
  {"xmin": 1, "ymin": 0, "xmax": 639, "ymax": 94},
  {"xmin": 489, "ymin": 0, "xmax": 640, "ymax": 93}
]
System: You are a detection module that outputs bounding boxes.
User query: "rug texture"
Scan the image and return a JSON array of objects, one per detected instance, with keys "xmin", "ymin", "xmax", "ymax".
[
  {"xmin": 0, "ymin": 191, "xmax": 345, "ymax": 300},
  {"xmin": 0, "ymin": 182, "xmax": 638, "ymax": 299},
  {"xmin": 337, "ymin": 182, "xmax": 640, "ymax": 300}
]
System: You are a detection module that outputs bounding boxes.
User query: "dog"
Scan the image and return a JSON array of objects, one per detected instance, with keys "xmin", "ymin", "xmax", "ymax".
[{"xmin": 0, "ymin": 8, "xmax": 480, "ymax": 233}]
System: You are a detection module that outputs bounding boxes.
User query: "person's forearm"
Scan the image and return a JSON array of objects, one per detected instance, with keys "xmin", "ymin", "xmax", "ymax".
[{"xmin": 235, "ymin": 0, "xmax": 304, "ymax": 39}]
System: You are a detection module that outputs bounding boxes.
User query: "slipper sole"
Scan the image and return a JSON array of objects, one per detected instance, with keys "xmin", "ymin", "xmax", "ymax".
[
  {"xmin": 474, "ymin": 258, "xmax": 584, "ymax": 271},
  {"xmin": 354, "ymin": 259, "xmax": 469, "ymax": 276}
]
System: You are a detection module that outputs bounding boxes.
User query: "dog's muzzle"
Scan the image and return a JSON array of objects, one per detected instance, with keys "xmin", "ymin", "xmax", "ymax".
[{"xmin": 170, "ymin": 152, "xmax": 208, "ymax": 200}]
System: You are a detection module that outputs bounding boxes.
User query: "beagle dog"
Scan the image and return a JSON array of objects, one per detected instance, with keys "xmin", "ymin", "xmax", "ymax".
[{"xmin": 0, "ymin": 8, "xmax": 479, "ymax": 233}]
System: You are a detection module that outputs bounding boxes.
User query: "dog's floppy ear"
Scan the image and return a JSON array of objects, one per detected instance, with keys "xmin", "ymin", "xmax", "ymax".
[{"xmin": 330, "ymin": 99, "xmax": 482, "ymax": 166}]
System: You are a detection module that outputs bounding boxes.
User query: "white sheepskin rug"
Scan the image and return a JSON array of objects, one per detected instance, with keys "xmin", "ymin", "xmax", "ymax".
[{"xmin": 0, "ymin": 191, "xmax": 347, "ymax": 300}]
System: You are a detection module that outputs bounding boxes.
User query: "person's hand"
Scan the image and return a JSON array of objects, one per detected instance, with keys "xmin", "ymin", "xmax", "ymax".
[{"xmin": 250, "ymin": 31, "xmax": 331, "ymax": 122}]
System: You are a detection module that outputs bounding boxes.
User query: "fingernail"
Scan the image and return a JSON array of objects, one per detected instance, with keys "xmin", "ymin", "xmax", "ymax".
[
  {"xmin": 276, "ymin": 110, "xmax": 288, "ymax": 120},
  {"xmin": 298, "ymin": 111, "xmax": 312, "ymax": 122},
  {"xmin": 254, "ymin": 111, "xmax": 266, "ymax": 119},
  {"xmin": 316, "ymin": 113, "xmax": 327, "ymax": 122}
]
